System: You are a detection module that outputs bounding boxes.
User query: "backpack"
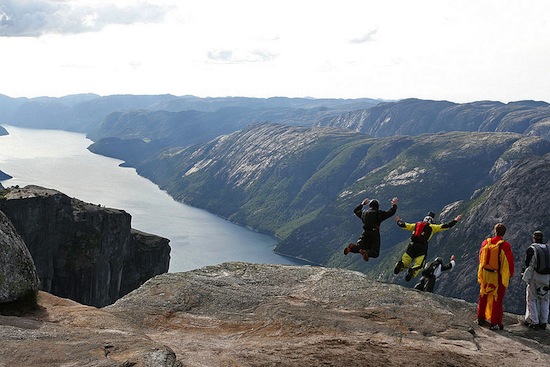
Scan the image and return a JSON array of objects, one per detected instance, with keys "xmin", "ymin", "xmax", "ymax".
[
  {"xmin": 421, "ymin": 261, "xmax": 438, "ymax": 277},
  {"xmin": 480, "ymin": 238, "xmax": 504, "ymax": 272},
  {"xmin": 411, "ymin": 222, "xmax": 432, "ymax": 243},
  {"xmin": 532, "ymin": 244, "xmax": 550, "ymax": 274}
]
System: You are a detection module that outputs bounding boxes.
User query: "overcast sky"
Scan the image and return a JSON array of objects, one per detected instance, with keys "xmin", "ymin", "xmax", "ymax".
[{"xmin": 1, "ymin": 0, "xmax": 549, "ymax": 103}]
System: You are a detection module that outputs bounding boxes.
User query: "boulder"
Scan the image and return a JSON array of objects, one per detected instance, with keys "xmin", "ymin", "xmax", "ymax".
[{"xmin": 0, "ymin": 210, "xmax": 39, "ymax": 303}]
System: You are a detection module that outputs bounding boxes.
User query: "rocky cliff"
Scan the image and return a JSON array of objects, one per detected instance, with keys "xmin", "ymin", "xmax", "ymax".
[
  {"xmin": 0, "ymin": 185, "xmax": 171, "ymax": 307},
  {"xmin": 1, "ymin": 262, "xmax": 548, "ymax": 366}
]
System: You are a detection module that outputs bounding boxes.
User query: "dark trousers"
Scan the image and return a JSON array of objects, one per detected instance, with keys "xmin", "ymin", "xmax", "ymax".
[
  {"xmin": 414, "ymin": 276, "xmax": 436, "ymax": 292},
  {"xmin": 354, "ymin": 230, "xmax": 381, "ymax": 258}
]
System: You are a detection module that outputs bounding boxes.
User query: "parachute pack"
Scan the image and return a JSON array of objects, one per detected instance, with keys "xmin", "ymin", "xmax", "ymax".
[
  {"xmin": 480, "ymin": 238, "xmax": 504, "ymax": 272},
  {"xmin": 532, "ymin": 244, "xmax": 550, "ymax": 274},
  {"xmin": 411, "ymin": 221, "xmax": 432, "ymax": 243},
  {"xmin": 421, "ymin": 261, "xmax": 439, "ymax": 277}
]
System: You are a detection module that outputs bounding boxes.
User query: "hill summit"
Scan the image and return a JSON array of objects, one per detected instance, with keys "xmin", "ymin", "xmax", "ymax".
[{"xmin": 1, "ymin": 262, "xmax": 548, "ymax": 366}]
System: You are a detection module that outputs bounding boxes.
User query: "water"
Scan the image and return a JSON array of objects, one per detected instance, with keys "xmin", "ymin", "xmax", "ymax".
[{"xmin": 0, "ymin": 125, "xmax": 300, "ymax": 272}]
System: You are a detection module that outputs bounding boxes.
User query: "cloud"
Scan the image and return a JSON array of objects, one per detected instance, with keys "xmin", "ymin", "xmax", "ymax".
[
  {"xmin": 0, "ymin": 0, "xmax": 169, "ymax": 37},
  {"xmin": 207, "ymin": 48, "xmax": 276, "ymax": 63},
  {"xmin": 349, "ymin": 29, "xmax": 378, "ymax": 44}
]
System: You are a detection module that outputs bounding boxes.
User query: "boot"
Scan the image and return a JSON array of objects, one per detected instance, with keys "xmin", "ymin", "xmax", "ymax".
[
  {"xmin": 405, "ymin": 268, "xmax": 414, "ymax": 282},
  {"xmin": 394, "ymin": 261, "xmax": 404, "ymax": 274},
  {"xmin": 359, "ymin": 249, "xmax": 369, "ymax": 262},
  {"xmin": 344, "ymin": 243, "xmax": 356, "ymax": 255}
]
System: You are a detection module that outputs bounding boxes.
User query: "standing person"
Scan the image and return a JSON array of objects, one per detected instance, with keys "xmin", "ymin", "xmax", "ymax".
[
  {"xmin": 414, "ymin": 255, "xmax": 456, "ymax": 292},
  {"xmin": 344, "ymin": 197, "xmax": 398, "ymax": 262},
  {"xmin": 477, "ymin": 223, "xmax": 515, "ymax": 331},
  {"xmin": 394, "ymin": 212, "xmax": 462, "ymax": 281},
  {"xmin": 522, "ymin": 230, "xmax": 550, "ymax": 330}
]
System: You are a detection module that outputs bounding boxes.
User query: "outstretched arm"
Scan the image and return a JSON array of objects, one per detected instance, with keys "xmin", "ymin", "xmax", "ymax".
[
  {"xmin": 354, "ymin": 198, "xmax": 369, "ymax": 218},
  {"xmin": 441, "ymin": 214, "xmax": 462, "ymax": 229},
  {"xmin": 395, "ymin": 216, "xmax": 414, "ymax": 230},
  {"xmin": 380, "ymin": 197, "xmax": 398, "ymax": 220},
  {"xmin": 395, "ymin": 215, "xmax": 405, "ymax": 227},
  {"xmin": 442, "ymin": 255, "xmax": 456, "ymax": 271}
]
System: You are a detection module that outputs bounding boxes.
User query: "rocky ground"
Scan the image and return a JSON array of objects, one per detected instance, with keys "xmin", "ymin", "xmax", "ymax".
[{"xmin": 1, "ymin": 262, "xmax": 549, "ymax": 366}]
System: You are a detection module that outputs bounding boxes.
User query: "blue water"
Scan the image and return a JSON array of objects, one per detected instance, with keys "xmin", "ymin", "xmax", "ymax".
[{"xmin": 0, "ymin": 125, "xmax": 300, "ymax": 272}]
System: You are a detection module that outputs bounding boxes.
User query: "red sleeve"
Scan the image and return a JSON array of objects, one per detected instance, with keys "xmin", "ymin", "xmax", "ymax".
[{"xmin": 502, "ymin": 241, "xmax": 515, "ymax": 277}]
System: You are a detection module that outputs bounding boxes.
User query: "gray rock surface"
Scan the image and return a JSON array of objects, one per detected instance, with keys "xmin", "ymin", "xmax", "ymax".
[
  {"xmin": 0, "ymin": 185, "xmax": 170, "ymax": 307},
  {"xmin": 107, "ymin": 262, "xmax": 550, "ymax": 367},
  {"xmin": 0, "ymin": 291, "xmax": 181, "ymax": 367},
  {"xmin": 1, "ymin": 262, "xmax": 548, "ymax": 366},
  {"xmin": 0, "ymin": 211, "xmax": 39, "ymax": 303}
]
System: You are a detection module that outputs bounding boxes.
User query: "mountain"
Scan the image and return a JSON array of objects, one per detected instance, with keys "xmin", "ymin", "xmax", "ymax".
[
  {"xmin": 0, "ymin": 94, "xmax": 381, "ymax": 133},
  {"xmin": 316, "ymin": 98, "xmax": 550, "ymax": 138},
  {"xmin": 1, "ymin": 262, "xmax": 548, "ymax": 366},
  {"xmin": 129, "ymin": 121, "xmax": 550, "ymax": 315},
  {"xmin": 0, "ymin": 94, "xmax": 177, "ymax": 132}
]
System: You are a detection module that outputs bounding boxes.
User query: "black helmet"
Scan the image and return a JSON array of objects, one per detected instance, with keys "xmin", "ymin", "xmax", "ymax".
[
  {"xmin": 533, "ymin": 230, "xmax": 544, "ymax": 242},
  {"xmin": 434, "ymin": 257, "xmax": 443, "ymax": 264},
  {"xmin": 427, "ymin": 212, "xmax": 435, "ymax": 218},
  {"xmin": 369, "ymin": 199, "xmax": 379, "ymax": 209}
]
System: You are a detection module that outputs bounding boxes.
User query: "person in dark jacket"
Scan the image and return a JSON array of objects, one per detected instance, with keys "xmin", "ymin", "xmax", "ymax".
[
  {"xmin": 414, "ymin": 255, "xmax": 456, "ymax": 292},
  {"xmin": 344, "ymin": 197, "xmax": 398, "ymax": 262}
]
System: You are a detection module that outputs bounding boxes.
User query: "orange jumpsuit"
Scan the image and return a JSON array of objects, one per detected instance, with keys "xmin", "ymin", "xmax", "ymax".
[{"xmin": 477, "ymin": 236, "xmax": 515, "ymax": 328}]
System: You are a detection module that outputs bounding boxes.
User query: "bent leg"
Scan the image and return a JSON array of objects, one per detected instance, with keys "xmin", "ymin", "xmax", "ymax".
[
  {"xmin": 364, "ymin": 232, "xmax": 380, "ymax": 258},
  {"xmin": 395, "ymin": 252, "xmax": 413, "ymax": 274},
  {"xmin": 401, "ymin": 252, "xmax": 413, "ymax": 268},
  {"xmin": 410, "ymin": 254, "xmax": 426, "ymax": 278},
  {"xmin": 425, "ymin": 277, "xmax": 436, "ymax": 292}
]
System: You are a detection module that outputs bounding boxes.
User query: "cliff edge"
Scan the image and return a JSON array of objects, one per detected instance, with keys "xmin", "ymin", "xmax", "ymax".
[
  {"xmin": 108, "ymin": 262, "xmax": 549, "ymax": 367},
  {"xmin": 0, "ymin": 185, "xmax": 171, "ymax": 307},
  {"xmin": 1, "ymin": 262, "xmax": 547, "ymax": 366}
]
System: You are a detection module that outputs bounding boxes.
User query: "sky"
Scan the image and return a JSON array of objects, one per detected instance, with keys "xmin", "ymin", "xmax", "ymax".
[{"xmin": 1, "ymin": 0, "xmax": 549, "ymax": 104}]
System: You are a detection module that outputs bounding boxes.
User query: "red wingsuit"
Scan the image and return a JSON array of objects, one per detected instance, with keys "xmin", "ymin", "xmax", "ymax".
[{"xmin": 477, "ymin": 236, "xmax": 515, "ymax": 329}]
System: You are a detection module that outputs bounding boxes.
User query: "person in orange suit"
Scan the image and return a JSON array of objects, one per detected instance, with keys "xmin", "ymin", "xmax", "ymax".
[{"xmin": 477, "ymin": 223, "xmax": 515, "ymax": 330}]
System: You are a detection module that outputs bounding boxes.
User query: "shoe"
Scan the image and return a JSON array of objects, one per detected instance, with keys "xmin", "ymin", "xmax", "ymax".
[
  {"xmin": 393, "ymin": 261, "xmax": 404, "ymax": 274},
  {"xmin": 344, "ymin": 243, "xmax": 356, "ymax": 255},
  {"xmin": 539, "ymin": 323, "xmax": 547, "ymax": 330},
  {"xmin": 478, "ymin": 318, "xmax": 485, "ymax": 326},
  {"xmin": 359, "ymin": 249, "xmax": 369, "ymax": 262},
  {"xmin": 489, "ymin": 324, "xmax": 504, "ymax": 331},
  {"xmin": 405, "ymin": 269, "xmax": 414, "ymax": 282},
  {"xmin": 528, "ymin": 324, "xmax": 540, "ymax": 331}
]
